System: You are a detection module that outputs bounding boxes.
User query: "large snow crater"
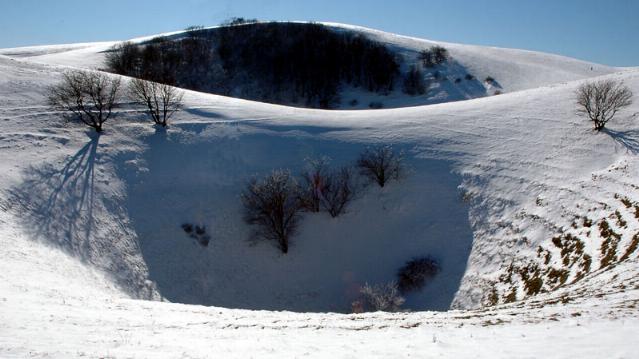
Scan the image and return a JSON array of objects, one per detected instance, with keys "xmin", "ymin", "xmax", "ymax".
[{"xmin": 115, "ymin": 123, "xmax": 473, "ymax": 312}]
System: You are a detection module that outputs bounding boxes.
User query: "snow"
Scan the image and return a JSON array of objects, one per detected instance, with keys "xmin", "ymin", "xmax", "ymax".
[{"xmin": 1, "ymin": 23, "xmax": 638, "ymax": 358}]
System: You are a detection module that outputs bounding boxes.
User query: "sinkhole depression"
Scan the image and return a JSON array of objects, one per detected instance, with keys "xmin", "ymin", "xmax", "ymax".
[{"xmin": 115, "ymin": 122, "xmax": 473, "ymax": 313}]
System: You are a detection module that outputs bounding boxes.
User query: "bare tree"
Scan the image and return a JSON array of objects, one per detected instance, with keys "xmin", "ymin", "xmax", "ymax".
[
  {"xmin": 299, "ymin": 157, "xmax": 330, "ymax": 213},
  {"xmin": 242, "ymin": 170, "xmax": 302, "ymax": 254},
  {"xmin": 576, "ymin": 79, "xmax": 633, "ymax": 131},
  {"xmin": 357, "ymin": 145, "xmax": 404, "ymax": 187},
  {"xmin": 299, "ymin": 158, "xmax": 357, "ymax": 218},
  {"xmin": 359, "ymin": 282, "xmax": 405, "ymax": 312},
  {"xmin": 320, "ymin": 167, "xmax": 356, "ymax": 218},
  {"xmin": 48, "ymin": 70, "xmax": 122, "ymax": 132},
  {"xmin": 129, "ymin": 78, "xmax": 184, "ymax": 127}
]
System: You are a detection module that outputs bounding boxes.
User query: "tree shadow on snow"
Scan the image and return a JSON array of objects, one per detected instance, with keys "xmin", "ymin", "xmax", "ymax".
[
  {"xmin": 9, "ymin": 134, "xmax": 99, "ymax": 255},
  {"xmin": 603, "ymin": 128, "xmax": 639, "ymax": 154}
]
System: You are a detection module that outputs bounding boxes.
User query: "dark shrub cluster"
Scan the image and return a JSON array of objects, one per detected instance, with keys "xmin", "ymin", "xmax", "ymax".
[
  {"xmin": 397, "ymin": 257, "xmax": 440, "ymax": 293},
  {"xmin": 220, "ymin": 17, "xmax": 258, "ymax": 26},
  {"xmin": 402, "ymin": 65, "xmax": 427, "ymax": 96},
  {"xmin": 181, "ymin": 223, "xmax": 211, "ymax": 247},
  {"xmin": 105, "ymin": 22, "xmax": 400, "ymax": 109},
  {"xmin": 419, "ymin": 46, "xmax": 449, "ymax": 68}
]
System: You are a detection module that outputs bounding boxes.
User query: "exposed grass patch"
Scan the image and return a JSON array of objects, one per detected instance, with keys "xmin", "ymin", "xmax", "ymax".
[
  {"xmin": 599, "ymin": 219, "xmax": 621, "ymax": 269},
  {"xmin": 619, "ymin": 233, "xmax": 639, "ymax": 262}
]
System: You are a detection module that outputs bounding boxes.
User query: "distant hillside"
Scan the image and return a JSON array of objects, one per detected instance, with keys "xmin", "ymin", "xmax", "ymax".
[{"xmin": 105, "ymin": 22, "xmax": 407, "ymax": 108}]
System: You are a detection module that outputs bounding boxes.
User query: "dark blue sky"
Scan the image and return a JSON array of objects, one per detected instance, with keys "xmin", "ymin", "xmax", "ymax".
[{"xmin": 0, "ymin": 0, "xmax": 637, "ymax": 66}]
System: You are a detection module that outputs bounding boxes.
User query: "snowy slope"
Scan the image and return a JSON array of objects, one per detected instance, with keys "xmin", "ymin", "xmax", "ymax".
[
  {"xmin": 0, "ymin": 22, "xmax": 618, "ymax": 109},
  {"xmin": 0, "ymin": 23, "xmax": 638, "ymax": 358}
]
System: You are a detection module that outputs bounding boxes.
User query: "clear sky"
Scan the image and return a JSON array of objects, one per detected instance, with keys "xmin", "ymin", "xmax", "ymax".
[{"xmin": 0, "ymin": 0, "xmax": 637, "ymax": 66}]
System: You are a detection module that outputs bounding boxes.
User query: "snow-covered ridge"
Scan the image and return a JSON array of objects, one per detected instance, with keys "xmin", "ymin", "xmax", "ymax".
[
  {"xmin": 0, "ymin": 21, "xmax": 619, "ymax": 103},
  {"xmin": 0, "ymin": 24, "xmax": 638, "ymax": 358}
]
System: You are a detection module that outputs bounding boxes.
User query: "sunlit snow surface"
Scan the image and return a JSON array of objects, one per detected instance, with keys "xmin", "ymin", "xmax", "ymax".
[{"xmin": 0, "ymin": 23, "xmax": 638, "ymax": 358}]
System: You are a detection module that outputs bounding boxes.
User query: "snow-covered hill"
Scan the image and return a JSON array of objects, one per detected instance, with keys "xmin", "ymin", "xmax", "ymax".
[
  {"xmin": 0, "ymin": 23, "xmax": 638, "ymax": 358},
  {"xmin": 0, "ymin": 22, "xmax": 617, "ymax": 109}
]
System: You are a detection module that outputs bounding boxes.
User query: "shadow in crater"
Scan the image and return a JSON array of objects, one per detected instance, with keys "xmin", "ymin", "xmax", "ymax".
[
  {"xmin": 117, "ymin": 126, "xmax": 473, "ymax": 313},
  {"xmin": 9, "ymin": 134, "xmax": 99, "ymax": 258},
  {"xmin": 7, "ymin": 134, "xmax": 152, "ymax": 297}
]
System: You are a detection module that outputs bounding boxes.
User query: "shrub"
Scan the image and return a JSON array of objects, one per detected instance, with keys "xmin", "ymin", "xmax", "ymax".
[
  {"xmin": 431, "ymin": 46, "xmax": 449, "ymax": 64},
  {"xmin": 129, "ymin": 78, "xmax": 184, "ymax": 127},
  {"xmin": 181, "ymin": 223, "xmax": 211, "ymax": 247},
  {"xmin": 241, "ymin": 170, "xmax": 302, "ymax": 254},
  {"xmin": 349, "ymin": 99, "xmax": 359, "ymax": 107},
  {"xmin": 402, "ymin": 65, "xmax": 427, "ymax": 96},
  {"xmin": 105, "ymin": 42, "xmax": 140, "ymax": 76},
  {"xmin": 359, "ymin": 282, "xmax": 405, "ymax": 312},
  {"xmin": 299, "ymin": 158, "xmax": 357, "ymax": 218},
  {"xmin": 397, "ymin": 257, "xmax": 440, "ymax": 293},
  {"xmin": 185, "ymin": 25, "xmax": 205, "ymax": 37},
  {"xmin": 454, "ymin": 78, "xmax": 462, "ymax": 84},
  {"xmin": 320, "ymin": 167, "xmax": 357, "ymax": 218},
  {"xmin": 465, "ymin": 74, "xmax": 474, "ymax": 81},
  {"xmin": 576, "ymin": 79, "xmax": 633, "ymax": 131},
  {"xmin": 485, "ymin": 76, "xmax": 495, "ymax": 83},
  {"xmin": 221, "ymin": 17, "xmax": 259, "ymax": 26},
  {"xmin": 299, "ymin": 157, "xmax": 330, "ymax": 213},
  {"xmin": 419, "ymin": 49, "xmax": 435, "ymax": 68},
  {"xmin": 357, "ymin": 145, "xmax": 403, "ymax": 187},
  {"xmin": 48, "ymin": 70, "xmax": 122, "ymax": 132},
  {"xmin": 419, "ymin": 46, "xmax": 449, "ymax": 68}
]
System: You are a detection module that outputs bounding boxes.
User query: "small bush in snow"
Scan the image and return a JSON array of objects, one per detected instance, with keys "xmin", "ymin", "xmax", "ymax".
[
  {"xmin": 360, "ymin": 281, "xmax": 405, "ymax": 312},
  {"xmin": 299, "ymin": 158, "xmax": 357, "ymax": 218},
  {"xmin": 397, "ymin": 257, "xmax": 440, "ymax": 293},
  {"xmin": 485, "ymin": 76, "xmax": 495, "ymax": 83},
  {"xmin": 576, "ymin": 79, "xmax": 633, "ymax": 131},
  {"xmin": 242, "ymin": 170, "xmax": 302, "ymax": 254},
  {"xmin": 403, "ymin": 65, "xmax": 427, "ymax": 96},
  {"xmin": 48, "ymin": 70, "xmax": 122, "ymax": 132},
  {"xmin": 129, "ymin": 78, "xmax": 184, "ymax": 127},
  {"xmin": 181, "ymin": 223, "xmax": 211, "ymax": 247},
  {"xmin": 464, "ymin": 74, "xmax": 474, "ymax": 81},
  {"xmin": 357, "ymin": 145, "xmax": 403, "ymax": 188}
]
